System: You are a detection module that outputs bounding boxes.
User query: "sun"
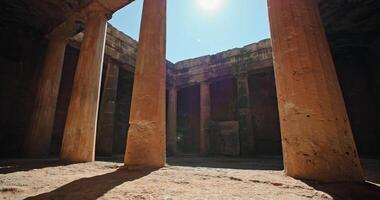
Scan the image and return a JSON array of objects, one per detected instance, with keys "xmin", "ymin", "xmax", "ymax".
[{"xmin": 197, "ymin": 0, "xmax": 224, "ymax": 13}]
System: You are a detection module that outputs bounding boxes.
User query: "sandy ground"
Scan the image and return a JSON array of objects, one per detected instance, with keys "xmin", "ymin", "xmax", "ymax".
[{"xmin": 1, "ymin": 156, "xmax": 380, "ymax": 200}]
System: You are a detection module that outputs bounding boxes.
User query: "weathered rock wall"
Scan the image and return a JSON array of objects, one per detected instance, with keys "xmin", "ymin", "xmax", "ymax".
[
  {"xmin": 320, "ymin": 0, "xmax": 380, "ymax": 155},
  {"xmin": 0, "ymin": 28, "xmax": 47, "ymax": 158},
  {"xmin": 174, "ymin": 39, "xmax": 273, "ymax": 89},
  {"xmin": 210, "ymin": 78, "xmax": 237, "ymax": 122}
]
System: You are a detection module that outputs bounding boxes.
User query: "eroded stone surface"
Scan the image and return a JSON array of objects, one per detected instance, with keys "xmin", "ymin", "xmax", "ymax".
[{"xmin": 268, "ymin": 0, "xmax": 363, "ymax": 181}]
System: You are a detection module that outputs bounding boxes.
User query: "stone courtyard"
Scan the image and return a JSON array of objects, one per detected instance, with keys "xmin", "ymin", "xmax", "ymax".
[{"xmin": 1, "ymin": 156, "xmax": 380, "ymax": 200}]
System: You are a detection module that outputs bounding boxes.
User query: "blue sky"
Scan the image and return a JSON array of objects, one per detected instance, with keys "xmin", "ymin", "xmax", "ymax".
[{"xmin": 110, "ymin": 0, "xmax": 270, "ymax": 63}]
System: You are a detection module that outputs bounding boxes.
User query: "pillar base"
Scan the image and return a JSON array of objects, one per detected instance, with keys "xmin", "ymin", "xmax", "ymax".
[
  {"xmin": 123, "ymin": 0, "xmax": 167, "ymax": 169},
  {"xmin": 124, "ymin": 121, "xmax": 166, "ymax": 168}
]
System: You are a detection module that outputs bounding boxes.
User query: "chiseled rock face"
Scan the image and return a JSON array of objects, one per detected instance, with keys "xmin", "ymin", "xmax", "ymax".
[
  {"xmin": 175, "ymin": 39, "xmax": 272, "ymax": 69},
  {"xmin": 174, "ymin": 39, "xmax": 273, "ymax": 88},
  {"xmin": 319, "ymin": 0, "xmax": 380, "ymax": 156},
  {"xmin": 105, "ymin": 24, "xmax": 137, "ymax": 66},
  {"xmin": 319, "ymin": 0, "xmax": 380, "ymax": 53},
  {"xmin": 208, "ymin": 121, "xmax": 240, "ymax": 156},
  {"xmin": 0, "ymin": 0, "xmax": 93, "ymax": 34},
  {"xmin": 70, "ymin": 23, "xmax": 138, "ymax": 68}
]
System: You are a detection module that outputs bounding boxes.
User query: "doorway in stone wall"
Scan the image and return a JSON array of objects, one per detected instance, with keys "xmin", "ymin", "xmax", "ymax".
[{"xmin": 176, "ymin": 85, "xmax": 201, "ymax": 154}]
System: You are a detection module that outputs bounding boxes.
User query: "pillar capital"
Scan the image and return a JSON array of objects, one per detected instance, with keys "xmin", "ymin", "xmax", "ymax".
[
  {"xmin": 48, "ymin": 32, "xmax": 70, "ymax": 43},
  {"xmin": 84, "ymin": 1, "xmax": 113, "ymax": 20},
  {"xmin": 235, "ymin": 72, "xmax": 248, "ymax": 80},
  {"xmin": 233, "ymin": 62, "xmax": 249, "ymax": 76},
  {"xmin": 167, "ymin": 85, "xmax": 177, "ymax": 91},
  {"xmin": 46, "ymin": 1, "xmax": 109, "ymax": 43},
  {"xmin": 200, "ymin": 80, "xmax": 211, "ymax": 86},
  {"xmin": 233, "ymin": 72, "xmax": 249, "ymax": 80},
  {"xmin": 48, "ymin": 22, "xmax": 81, "ymax": 44}
]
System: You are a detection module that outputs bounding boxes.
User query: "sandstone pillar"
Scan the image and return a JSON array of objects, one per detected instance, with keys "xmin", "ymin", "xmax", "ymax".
[
  {"xmin": 60, "ymin": 10, "xmax": 108, "ymax": 162},
  {"xmin": 236, "ymin": 74, "xmax": 254, "ymax": 155},
  {"xmin": 96, "ymin": 59, "xmax": 119, "ymax": 156},
  {"xmin": 167, "ymin": 86, "xmax": 177, "ymax": 155},
  {"xmin": 268, "ymin": 0, "xmax": 363, "ymax": 181},
  {"xmin": 124, "ymin": 0, "xmax": 167, "ymax": 168},
  {"xmin": 25, "ymin": 34, "xmax": 67, "ymax": 158},
  {"xmin": 200, "ymin": 82, "xmax": 211, "ymax": 155}
]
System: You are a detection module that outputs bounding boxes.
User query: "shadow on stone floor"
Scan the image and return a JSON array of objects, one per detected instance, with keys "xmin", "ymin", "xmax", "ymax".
[
  {"xmin": 96, "ymin": 154, "xmax": 285, "ymax": 170},
  {"xmin": 0, "ymin": 159, "xmax": 75, "ymax": 174},
  {"xmin": 25, "ymin": 169, "xmax": 152, "ymax": 200},
  {"xmin": 361, "ymin": 158, "xmax": 380, "ymax": 185},
  {"xmin": 303, "ymin": 181, "xmax": 380, "ymax": 200},
  {"xmin": 166, "ymin": 155, "xmax": 284, "ymax": 170}
]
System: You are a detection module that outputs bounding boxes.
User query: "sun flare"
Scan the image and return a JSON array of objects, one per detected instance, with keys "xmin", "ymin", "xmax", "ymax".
[{"xmin": 197, "ymin": 0, "xmax": 224, "ymax": 13}]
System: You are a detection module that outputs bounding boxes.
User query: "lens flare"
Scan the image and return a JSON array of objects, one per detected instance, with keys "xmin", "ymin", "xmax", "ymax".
[{"xmin": 197, "ymin": 0, "xmax": 224, "ymax": 13}]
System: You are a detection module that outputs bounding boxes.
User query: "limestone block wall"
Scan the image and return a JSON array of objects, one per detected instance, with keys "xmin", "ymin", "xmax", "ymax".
[
  {"xmin": 174, "ymin": 39, "xmax": 273, "ymax": 89},
  {"xmin": 172, "ymin": 39, "xmax": 281, "ymax": 155}
]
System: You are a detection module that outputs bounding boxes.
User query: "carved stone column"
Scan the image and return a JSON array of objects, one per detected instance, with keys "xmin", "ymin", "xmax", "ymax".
[
  {"xmin": 96, "ymin": 58, "xmax": 119, "ymax": 156},
  {"xmin": 236, "ymin": 74, "xmax": 254, "ymax": 155},
  {"xmin": 200, "ymin": 82, "xmax": 211, "ymax": 155},
  {"xmin": 167, "ymin": 86, "xmax": 177, "ymax": 155},
  {"xmin": 124, "ymin": 0, "xmax": 167, "ymax": 169},
  {"xmin": 60, "ymin": 10, "xmax": 108, "ymax": 162},
  {"xmin": 268, "ymin": 0, "xmax": 363, "ymax": 181},
  {"xmin": 25, "ymin": 34, "xmax": 68, "ymax": 158}
]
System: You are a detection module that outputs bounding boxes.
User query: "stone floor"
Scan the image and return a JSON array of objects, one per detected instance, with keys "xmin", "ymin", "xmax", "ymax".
[{"xmin": 0, "ymin": 155, "xmax": 380, "ymax": 200}]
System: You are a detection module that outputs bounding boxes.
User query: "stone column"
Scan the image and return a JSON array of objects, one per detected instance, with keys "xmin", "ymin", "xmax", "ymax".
[
  {"xmin": 167, "ymin": 86, "xmax": 177, "ymax": 155},
  {"xmin": 268, "ymin": 0, "xmax": 363, "ymax": 181},
  {"xmin": 96, "ymin": 58, "xmax": 119, "ymax": 156},
  {"xmin": 25, "ymin": 34, "xmax": 67, "ymax": 158},
  {"xmin": 124, "ymin": 0, "xmax": 167, "ymax": 169},
  {"xmin": 60, "ymin": 10, "xmax": 108, "ymax": 162},
  {"xmin": 236, "ymin": 74, "xmax": 254, "ymax": 155},
  {"xmin": 200, "ymin": 82, "xmax": 211, "ymax": 155}
]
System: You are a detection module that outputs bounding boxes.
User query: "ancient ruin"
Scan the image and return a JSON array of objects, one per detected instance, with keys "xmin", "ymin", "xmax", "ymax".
[{"xmin": 1, "ymin": 0, "xmax": 380, "ymax": 199}]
